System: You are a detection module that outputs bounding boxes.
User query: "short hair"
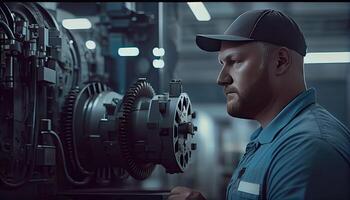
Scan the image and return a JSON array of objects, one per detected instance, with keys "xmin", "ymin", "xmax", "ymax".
[
  {"xmin": 259, "ymin": 41, "xmax": 305, "ymax": 77},
  {"xmin": 260, "ymin": 42, "xmax": 279, "ymax": 59}
]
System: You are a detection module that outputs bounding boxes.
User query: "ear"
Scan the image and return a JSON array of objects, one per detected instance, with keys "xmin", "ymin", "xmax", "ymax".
[{"xmin": 275, "ymin": 47, "xmax": 291, "ymax": 76}]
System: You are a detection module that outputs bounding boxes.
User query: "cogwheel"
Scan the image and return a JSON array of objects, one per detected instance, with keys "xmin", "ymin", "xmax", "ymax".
[
  {"xmin": 119, "ymin": 79, "xmax": 156, "ymax": 180},
  {"xmin": 60, "ymin": 86, "xmax": 90, "ymax": 176}
]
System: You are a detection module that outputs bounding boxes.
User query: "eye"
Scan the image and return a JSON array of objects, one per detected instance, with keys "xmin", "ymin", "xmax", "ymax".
[{"xmin": 227, "ymin": 59, "xmax": 236, "ymax": 65}]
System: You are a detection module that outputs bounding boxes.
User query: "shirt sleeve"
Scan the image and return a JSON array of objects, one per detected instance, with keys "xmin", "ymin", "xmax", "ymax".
[{"xmin": 267, "ymin": 136, "xmax": 350, "ymax": 200}]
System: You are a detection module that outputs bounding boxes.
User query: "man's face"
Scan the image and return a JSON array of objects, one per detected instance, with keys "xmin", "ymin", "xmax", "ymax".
[{"xmin": 217, "ymin": 41, "xmax": 273, "ymax": 119}]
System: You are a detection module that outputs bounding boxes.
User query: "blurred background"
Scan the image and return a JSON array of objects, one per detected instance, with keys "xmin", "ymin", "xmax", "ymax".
[{"xmin": 26, "ymin": 2, "xmax": 350, "ymax": 199}]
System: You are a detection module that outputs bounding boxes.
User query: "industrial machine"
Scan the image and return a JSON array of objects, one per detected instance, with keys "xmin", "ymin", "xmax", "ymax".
[{"xmin": 0, "ymin": 2, "xmax": 197, "ymax": 199}]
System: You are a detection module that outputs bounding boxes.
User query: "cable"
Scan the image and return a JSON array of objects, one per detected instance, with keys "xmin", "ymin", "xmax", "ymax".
[
  {"xmin": 0, "ymin": 7, "xmax": 8, "ymax": 25},
  {"xmin": 43, "ymin": 129, "xmax": 92, "ymax": 186},
  {"xmin": 0, "ymin": 20, "xmax": 15, "ymax": 40},
  {"xmin": 0, "ymin": 2, "xmax": 14, "ymax": 32},
  {"xmin": 0, "ymin": 56, "xmax": 37, "ymax": 188}
]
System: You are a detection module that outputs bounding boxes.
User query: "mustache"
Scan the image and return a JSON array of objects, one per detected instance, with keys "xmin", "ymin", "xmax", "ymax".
[{"xmin": 224, "ymin": 87, "xmax": 239, "ymax": 95}]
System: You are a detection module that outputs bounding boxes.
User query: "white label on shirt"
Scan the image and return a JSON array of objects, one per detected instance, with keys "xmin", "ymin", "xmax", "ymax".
[{"xmin": 238, "ymin": 181, "xmax": 260, "ymax": 195}]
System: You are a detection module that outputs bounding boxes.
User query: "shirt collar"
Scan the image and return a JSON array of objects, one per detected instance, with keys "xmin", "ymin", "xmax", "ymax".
[{"xmin": 253, "ymin": 88, "xmax": 316, "ymax": 144}]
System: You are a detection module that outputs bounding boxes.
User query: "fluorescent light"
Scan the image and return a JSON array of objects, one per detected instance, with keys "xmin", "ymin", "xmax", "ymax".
[
  {"xmin": 118, "ymin": 47, "xmax": 139, "ymax": 56},
  {"xmin": 304, "ymin": 52, "xmax": 350, "ymax": 64},
  {"xmin": 187, "ymin": 2, "xmax": 211, "ymax": 21},
  {"xmin": 62, "ymin": 18, "xmax": 92, "ymax": 30},
  {"xmin": 152, "ymin": 59, "xmax": 164, "ymax": 68},
  {"xmin": 152, "ymin": 47, "xmax": 165, "ymax": 57},
  {"xmin": 85, "ymin": 40, "xmax": 96, "ymax": 50}
]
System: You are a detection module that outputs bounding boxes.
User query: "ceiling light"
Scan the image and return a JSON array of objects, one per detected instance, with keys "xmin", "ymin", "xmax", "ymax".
[
  {"xmin": 85, "ymin": 40, "xmax": 96, "ymax": 50},
  {"xmin": 304, "ymin": 52, "xmax": 350, "ymax": 64},
  {"xmin": 118, "ymin": 47, "xmax": 139, "ymax": 56},
  {"xmin": 187, "ymin": 2, "xmax": 211, "ymax": 21},
  {"xmin": 152, "ymin": 47, "xmax": 165, "ymax": 57},
  {"xmin": 152, "ymin": 59, "xmax": 164, "ymax": 68},
  {"xmin": 62, "ymin": 18, "xmax": 92, "ymax": 30}
]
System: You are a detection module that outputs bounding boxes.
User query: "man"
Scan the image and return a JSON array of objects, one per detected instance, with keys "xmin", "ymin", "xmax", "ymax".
[{"xmin": 168, "ymin": 9, "xmax": 350, "ymax": 200}]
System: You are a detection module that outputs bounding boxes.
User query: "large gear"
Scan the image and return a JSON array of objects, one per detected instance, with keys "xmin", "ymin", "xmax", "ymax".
[
  {"xmin": 119, "ymin": 79, "xmax": 156, "ymax": 180},
  {"xmin": 60, "ymin": 86, "xmax": 91, "ymax": 177}
]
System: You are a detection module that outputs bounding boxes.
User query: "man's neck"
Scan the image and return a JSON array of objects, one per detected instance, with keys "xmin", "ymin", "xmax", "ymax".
[{"xmin": 255, "ymin": 87, "xmax": 306, "ymax": 128}]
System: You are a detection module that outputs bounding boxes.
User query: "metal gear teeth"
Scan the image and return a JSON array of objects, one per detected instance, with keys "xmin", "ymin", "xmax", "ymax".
[
  {"xmin": 119, "ymin": 80, "xmax": 156, "ymax": 180},
  {"xmin": 60, "ymin": 86, "xmax": 85, "ymax": 174}
]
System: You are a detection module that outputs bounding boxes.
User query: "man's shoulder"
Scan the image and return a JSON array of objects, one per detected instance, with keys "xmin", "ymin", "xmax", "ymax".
[
  {"xmin": 273, "ymin": 103, "xmax": 350, "ymax": 162},
  {"xmin": 283, "ymin": 103, "xmax": 350, "ymax": 138}
]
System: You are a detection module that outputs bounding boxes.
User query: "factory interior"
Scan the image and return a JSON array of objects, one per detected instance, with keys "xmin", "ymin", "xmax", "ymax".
[{"xmin": 0, "ymin": 2, "xmax": 350, "ymax": 200}]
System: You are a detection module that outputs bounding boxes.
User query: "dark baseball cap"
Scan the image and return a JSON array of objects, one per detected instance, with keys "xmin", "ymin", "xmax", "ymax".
[{"xmin": 196, "ymin": 9, "xmax": 307, "ymax": 56}]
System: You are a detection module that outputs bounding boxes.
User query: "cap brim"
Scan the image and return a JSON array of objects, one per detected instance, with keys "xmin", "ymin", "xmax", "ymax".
[{"xmin": 196, "ymin": 34, "xmax": 254, "ymax": 52}]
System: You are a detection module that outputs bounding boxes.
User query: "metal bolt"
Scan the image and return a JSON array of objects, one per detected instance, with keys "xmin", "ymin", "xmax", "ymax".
[
  {"xmin": 191, "ymin": 143, "xmax": 197, "ymax": 150},
  {"xmin": 191, "ymin": 111, "xmax": 196, "ymax": 119},
  {"xmin": 187, "ymin": 122, "xmax": 193, "ymax": 133},
  {"xmin": 112, "ymin": 98, "xmax": 119, "ymax": 105}
]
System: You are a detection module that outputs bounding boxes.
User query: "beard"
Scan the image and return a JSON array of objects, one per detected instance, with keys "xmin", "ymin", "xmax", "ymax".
[{"xmin": 226, "ymin": 66, "xmax": 273, "ymax": 119}]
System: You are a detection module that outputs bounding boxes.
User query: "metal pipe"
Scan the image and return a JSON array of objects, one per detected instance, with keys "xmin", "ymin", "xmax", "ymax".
[
  {"xmin": 0, "ymin": 20, "xmax": 15, "ymax": 40},
  {"xmin": 158, "ymin": 2, "xmax": 164, "ymax": 93}
]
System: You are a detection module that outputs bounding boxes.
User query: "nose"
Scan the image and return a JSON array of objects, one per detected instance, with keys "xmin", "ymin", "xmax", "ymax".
[{"xmin": 217, "ymin": 66, "xmax": 233, "ymax": 86}]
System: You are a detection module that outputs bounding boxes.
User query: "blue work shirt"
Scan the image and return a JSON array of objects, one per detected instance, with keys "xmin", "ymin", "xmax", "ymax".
[{"xmin": 226, "ymin": 88, "xmax": 350, "ymax": 200}]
